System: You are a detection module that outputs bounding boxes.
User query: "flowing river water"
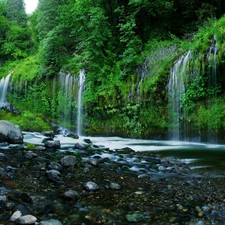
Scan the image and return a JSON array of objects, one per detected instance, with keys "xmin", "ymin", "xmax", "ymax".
[
  {"xmin": 24, "ymin": 132, "xmax": 225, "ymax": 178},
  {"xmin": 1, "ymin": 132, "xmax": 225, "ymax": 224}
]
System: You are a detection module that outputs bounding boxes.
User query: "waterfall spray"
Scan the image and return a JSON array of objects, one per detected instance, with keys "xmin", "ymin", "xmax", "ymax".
[
  {"xmin": 77, "ymin": 69, "xmax": 85, "ymax": 136},
  {"xmin": 0, "ymin": 73, "xmax": 12, "ymax": 108},
  {"xmin": 168, "ymin": 51, "xmax": 191, "ymax": 140}
]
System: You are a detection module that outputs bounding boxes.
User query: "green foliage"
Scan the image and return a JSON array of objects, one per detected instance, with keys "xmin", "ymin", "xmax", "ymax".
[
  {"xmin": 26, "ymin": 143, "xmax": 35, "ymax": 150},
  {"xmin": 11, "ymin": 54, "xmax": 42, "ymax": 81},
  {"xmin": 0, "ymin": 110, "xmax": 51, "ymax": 131},
  {"xmin": 6, "ymin": 0, "xmax": 27, "ymax": 27}
]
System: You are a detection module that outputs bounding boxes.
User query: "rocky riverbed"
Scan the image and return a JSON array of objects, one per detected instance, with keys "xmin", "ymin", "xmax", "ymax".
[{"xmin": 0, "ymin": 133, "xmax": 225, "ymax": 225}]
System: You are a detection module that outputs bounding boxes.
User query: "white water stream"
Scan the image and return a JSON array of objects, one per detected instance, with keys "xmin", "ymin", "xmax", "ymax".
[
  {"xmin": 23, "ymin": 131, "xmax": 225, "ymax": 174},
  {"xmin": 77, "ymin": 70, "xmax": 85, "ymax": 136},
  {"xmin": 0, "ymin": 73, "xmax": 11, "ymax": 107}
]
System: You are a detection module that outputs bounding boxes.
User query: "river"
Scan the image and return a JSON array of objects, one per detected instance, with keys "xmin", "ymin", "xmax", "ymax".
[{"xmin": 23, "ymin": 132, "xmax": 225, "ymax": 177}]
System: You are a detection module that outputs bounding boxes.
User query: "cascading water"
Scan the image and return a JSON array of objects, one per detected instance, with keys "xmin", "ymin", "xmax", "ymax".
[
  {"xmin": 207, "ymin": 35, "xmax": 217, "ymax": 86},
  {"xmin": 59, "ymin": 72, "xmax": 78, "ymax": 128},
  {"xmin": 0, "ymin": 73, "xmax": 12, "ymax": 108},
  {"xmin": 77, "ymin": 69, "xmax": 85, "ymax": 136},
  {"xmin": 168, "ymin": 51, "xmax": 191, "ymax": 140},
  {"xmin": 206, "ymin": 35, "xmax": 218, "ymax": 142},
  {"xmin": 136, "ymin": 70, "xmax": 145, "ymax": 102}
]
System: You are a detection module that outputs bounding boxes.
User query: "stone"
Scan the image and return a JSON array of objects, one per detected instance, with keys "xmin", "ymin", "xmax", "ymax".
[
  {"xmin": 110, "ymin": 182, "xmax": 122, "ymax": 190},
  {"xmin": 0, "ymin": 120, "xmax": 23, "ymax": 144},
  {"xmin": 0, "ymin": 167, "xmax": 7, "ymax": 176},
  {"xmin": 17, "ymin": 214, "xmax": 37, "ymax": 224},
  {"xmin": 83, "ymin": 138, "xmax": 92, "ymax": 144},
  {"xmin": 24, "ymin": 151, "xmax": 38, "ymax": 159},
  {"xmin": 10, "ymin": 210, "xmax": 22, "ymax": 222},
  {"xmin": 125, "ymin": 213, "xmax": 144, "ymax": 222},
  {"xmin": 84, "ymin": 181, "xmax": 100, "ymax": 191},
  {"xmin": 46, "ymin": 169, "xmax": 62, "ymax": 183},
  {"xmin": 39, "ymin": 219, "xmax": 62, "ymax": 225},
  {"xmin": 0, "ymin": 153, "xmax": 7, "ymax": 162},
  {"xmin": 44, "ymin": 140, "xmax": 60, "ymax": 149},
  {"xmin": 88, "ymin": 158, "xmax": 99, "ymax": 166},
  {"xmin": 74, "ymin": 142, "xmax": 86, "ymax": 150},
  {"xmin": 48, "ymin": 162, "xmax": 63, "ymax": 171},
  {"xmin": 63, "ymin": 189, "xmax": 80, "ymax": 200},
  {"xmin": 61, "ymin": 155, "xmax": 77, "ymax": 167},
  {"xmin": 41, "ymin": 131, "xmax": 55, "ymax": 138}
]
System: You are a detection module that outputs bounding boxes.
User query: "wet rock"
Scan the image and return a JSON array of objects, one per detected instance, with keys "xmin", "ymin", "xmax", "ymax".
[
  {"xmin": 16, "ymin": 214, "xmax": 37, "ymax": 224},
  {"xmin": 110, "ymin": 182, "xmax": 122, "ymax": 190},
  {"xmin": 0, "ymin": 152, "xmax": 7, "ymax": 162},
  {"xmin": 46, "ymin": 169, "xmax": 62, "ymax": 183},
  {"xmin": 42, "ymin": 131, "xmax": 55, "ymax": 138},
  {"xmin": 0, "ymin": 167, "xmax": 7, "ymax": 176},
  {"xmin": 88, "ymin": 158, "xmax": 99, "ymax": 166},
  {"xmin": 40, "ymin": 219, "xmax": 62, "ymax": 225},
  {"xmin": 63, "ymin": 190, "xmax": 80, "ymax": 200},
  {"xmin": 34, "ymin": 146, "xmax": 45, "ymax": 151},
  {"xmin": 48, "ymin": 162, "xmax": 63, "ymax": 171},
  {"xmin": 0, "ymin": 120, "xmax": 23, "ymax": 144},
  {"xmin": 66, "ymin": 133, "xmax": 79, "ymax": 139},
  {"xmin": 44, "ymin": 140, "xmax": 60, "ymax": 149},
  {"xmin": 84, "ymin": 181, "xmax": 100, "ymax": 191},
  {"xmin": 117, "ymin": 147, "xmax": 135, "ymax": 154},
  {"xmin": 24, "ymin": 151, "xmax": 38, "ymax": 159},
  {"xmin": 144, "ymin": 156, "xmax": 161, "ymax": 164},
  {"xmin": 61, "ymin": 155, "xmax": 77, "ymax": 167},
  {"xmin": 83, "ymin": 139, "xmax": 92, "ymax": 144},
  {"xmin": 13, "ymin": 204, "xmax": 32, "ymax": 215},
  {"xmin": 0, "ymin": 195, "xmax": 7, "ymax": 206},
  {"xmin": 10, "ymin": 210, "xmax": 22, "ymax": 222},
  {"xmin": 125, "ymin": 213, "xmax": 144, "ymax": 222},
  {"xmin": 74, "ymin": 143, "xmax": 86, "ymax": 150}
]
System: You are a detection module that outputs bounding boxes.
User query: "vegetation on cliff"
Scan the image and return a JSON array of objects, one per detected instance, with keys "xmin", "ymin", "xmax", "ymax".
[{"xmin": 1, "ymin": 0, "xmax": 225, "ymax": 139}]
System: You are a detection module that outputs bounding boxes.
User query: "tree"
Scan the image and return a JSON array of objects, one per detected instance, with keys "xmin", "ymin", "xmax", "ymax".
[
  {"xmin": 37, "ymin": 0, "xmax": 61, "ymax": 40},
  {"xmin": 6, "ymin": 0, "xmax": 27, "ymax": 27}
]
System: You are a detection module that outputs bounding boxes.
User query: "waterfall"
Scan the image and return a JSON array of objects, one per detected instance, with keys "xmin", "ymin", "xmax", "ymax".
[
  {"xmin": 59, "ymin": 72, "xmax": 78, "ymax": 128},
  {"xmin": 207, "ymin": 35, "xmax": 217, "ymax": 87},
  {"xmin": 0, "ymin": 73, "xmax": 11, "ymax": 108},
  {"xmin": 168, "ymin": 51, "xmax": 191, "ymax": 140},
  {"xmin": 207, "ymin": 35, "xmax": 218, "ymax": 142},
  {"xmin": 136, "ymin": 71, "xmax": 145, "ymax": 102},
  {"xmin": 77, "ymin": 69, "xmax": 85, "ymax": 136}
]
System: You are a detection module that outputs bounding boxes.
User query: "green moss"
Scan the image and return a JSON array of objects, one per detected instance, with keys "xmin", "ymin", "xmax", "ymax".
[{"xmin": 0, "ymin": 110, "xmax": 51, "ymax": 132}]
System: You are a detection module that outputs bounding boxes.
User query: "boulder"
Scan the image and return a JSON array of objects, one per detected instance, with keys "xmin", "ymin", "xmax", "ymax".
[
  {"xmin": 0, "ymin": 120, "xmax": 23, "ymax": 144},
  {"xmin": 44, "ymin": 140, "xmax": 60, "ymax": 149},
  {"xmin": 61, "ymin": 155, "xmax": 77, "ymax": 167}
]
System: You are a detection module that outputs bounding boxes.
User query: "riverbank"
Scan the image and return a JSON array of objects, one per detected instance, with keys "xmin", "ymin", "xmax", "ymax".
[{"xmin": 0, "ymin": 134, "xmax": 225, "ymax": 224}]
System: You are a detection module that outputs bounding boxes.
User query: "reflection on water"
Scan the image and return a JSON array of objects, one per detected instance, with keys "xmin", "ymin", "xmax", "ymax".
[{"xmin": 23, "ymin": 132, "xmax": 225, "ymax": 175}]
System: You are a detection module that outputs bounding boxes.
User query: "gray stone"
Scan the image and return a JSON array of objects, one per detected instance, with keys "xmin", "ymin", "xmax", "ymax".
[
  {"xmin": 10, "ymin": 210, "xmax": 22, "ymax": 222},
  {"xmin": 46, "ymin": 169, "xmax": 62, "ymax": 183},
  {"xmin": 0, "ymin": 167, "xmax": 7, "ymax": 176},
  {"xmin": 110, "ymin": 182, "xmax": 122, "ymax": 190},
  {"xmin": 63, "ymin": 189, "xmax": 80, "ymax": 200},
  {"xmin": 74, "ymin": 142, "xmax": 86, "ymax": 150},
  {"xmin": 0, "ymin": 153, "xmax": 7, "ymax": 162},
  {"xmin": 0, "ymin": 120, "xmax": 23, "ymax": 144},
  {"xmin": 48, "ymin": 162, "xmax": 63, "ymax": 171},
  {"xmin": 61, "ymin": 155, "xmax": 77, "ymax": 167},
  {"xmin": 44, "ymin": 140, "xmax": 60, "ymax": 149},
  {"xmin": 17, "ymin": 214, "xmax": 37, "ymax": 224},
  {"xmin": 84, "ymin": 181, "xmax": 99, "ymax": 191},
  {"xmin": 41, "ymin": 131, "xmax": 55, "ymax": 138},
  {"xmin": 125, "ymin": 213, "xmax": 144, "ymax": 222},
  {"xmin": 24, "ymin": 151, "xmax": 38, "ymax": 159},
  {"xmin": 89, "ymin": 158, "xmax": 99, "ymax": 166},
  {"xmin": 40, "ymin": 219, "xmax": 62, "ymax": 225}
]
